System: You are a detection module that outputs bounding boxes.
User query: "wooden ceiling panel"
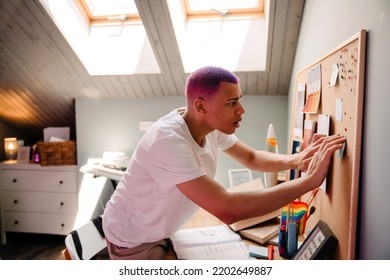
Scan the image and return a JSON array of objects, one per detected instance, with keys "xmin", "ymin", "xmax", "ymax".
[{"xmin": 0, "ymin": 0, "xmax": 304, "ymax": 142}]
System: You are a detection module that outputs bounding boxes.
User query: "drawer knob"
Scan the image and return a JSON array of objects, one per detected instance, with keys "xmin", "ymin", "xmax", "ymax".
[
  {"xmin": 12, "ymin": 178, "xmax": 17, "ymax": 183},
  {"xmin": 14, "ymin": 220, "xmax": 19, "ymax": 225},
  {"xmin": 61, "ymin": 223, "xmax": 65, "ymax": 227},
  {"xmin": 60, "ymin": 202, "xmax": 64, "ymax": 206},
  {"xmin": 59, "ymin": 180, "xmax": 64, "ymax": 185},
  {"xmin": 13, "ymin": 199, "xmax": 18, "ymax": 204}
]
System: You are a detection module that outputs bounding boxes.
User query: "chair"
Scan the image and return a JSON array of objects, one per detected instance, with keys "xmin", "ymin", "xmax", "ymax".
[{"xmin": 64, "ymin": 216, "xmax": 107, "ymax": 260}]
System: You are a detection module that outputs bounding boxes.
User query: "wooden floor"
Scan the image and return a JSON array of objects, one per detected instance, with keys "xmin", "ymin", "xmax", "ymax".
[
  {"xmin": 0, "ymin": 232, "xmax": 67, "ymax": 260},
  {"xmin": 0, "ymin": 232, "xmax": 110, "ymax": 260}
]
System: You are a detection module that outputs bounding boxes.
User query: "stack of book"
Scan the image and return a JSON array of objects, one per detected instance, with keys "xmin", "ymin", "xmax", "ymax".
[
  {"xmin": 238, "ymin": 218, "xmax": 280, "ymax": 245},
  {"xmin": 226, "ymin": 178, "xmax": 281, "ymax": 245}
]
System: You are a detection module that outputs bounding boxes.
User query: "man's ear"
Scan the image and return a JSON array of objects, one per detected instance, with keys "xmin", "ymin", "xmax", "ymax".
[{"xmin": 194, "ymin": 98, "xmax": 206, "ymax": 113}]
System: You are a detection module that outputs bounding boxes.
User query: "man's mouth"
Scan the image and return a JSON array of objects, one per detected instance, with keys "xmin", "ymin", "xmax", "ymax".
[{"xmin": 233, "ymin": 119, "xmax": 242, "ymax": 127}]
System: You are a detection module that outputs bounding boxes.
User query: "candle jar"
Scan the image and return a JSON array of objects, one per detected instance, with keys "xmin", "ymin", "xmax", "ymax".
[{"xmin": 4, "ymin": 137, "xmax": 18, "ymax": 161}]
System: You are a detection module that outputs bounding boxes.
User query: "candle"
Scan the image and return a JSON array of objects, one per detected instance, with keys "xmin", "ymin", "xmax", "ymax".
[{"xmin": 4, "ymin": 137, "xmax": 18, "ymax": 161}]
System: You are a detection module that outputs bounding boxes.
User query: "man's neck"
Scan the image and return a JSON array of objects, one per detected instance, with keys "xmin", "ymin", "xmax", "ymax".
[{"xmin": 182, "ymin": 110, "xmax": 213, "ymax": 147}]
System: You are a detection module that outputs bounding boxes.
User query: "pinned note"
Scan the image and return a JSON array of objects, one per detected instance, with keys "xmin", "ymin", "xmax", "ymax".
[
  {"xmin": 335, "ymin": 98, "xmax": 343, "ymax": 122},
  {"xmin": 318, "ymin": 114, "xmax": 330, "ymax": 136},
  {"xmin": 338, "ymin": 137, "xmax": 347, "ymax": 158},
  {"xmin": 329, "ymin": 63, "xmax": 339, "ymax": 87},
  {"xmin": 303, "ymin": 65, "xmax": 321, "ymax": 113}
]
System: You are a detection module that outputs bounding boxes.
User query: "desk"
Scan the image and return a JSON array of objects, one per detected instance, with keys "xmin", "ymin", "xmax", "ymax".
[
  {"xmin": 79, "ymin": 162, "xmax": 125, "ymax": 189},
  {"xmin": 80, "ymin": 163, "xmax": 125, "ymax": 181}
]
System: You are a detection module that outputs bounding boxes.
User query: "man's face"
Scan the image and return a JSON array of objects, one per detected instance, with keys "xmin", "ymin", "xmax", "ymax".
[{"xmin": 203, "ymin": 82, "xmax": 245, "ymax": 134}]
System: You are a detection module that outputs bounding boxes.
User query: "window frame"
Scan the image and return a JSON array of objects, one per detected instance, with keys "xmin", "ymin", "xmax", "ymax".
[
  {"xmin": 183, "ymin": 0, "xmax": 265, "ymax": 20},
  {"xmin": 75, "ymin": 0, "xmax": 141, "ymax": 25}
]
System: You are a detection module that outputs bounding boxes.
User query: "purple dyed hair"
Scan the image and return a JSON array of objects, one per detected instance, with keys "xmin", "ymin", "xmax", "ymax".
[{"xmin": 185, "ymin": 66, "xmax": 239, "ymax": 100}]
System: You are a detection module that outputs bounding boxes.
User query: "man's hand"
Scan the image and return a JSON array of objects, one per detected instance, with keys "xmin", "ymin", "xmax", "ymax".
[
  {"xmin": 295, "ymin": 134, "xmax": 330, "ymax": 172},
  {"xmin": 304, "ymin": 134, "xmax": 346, "ymax": 187}
]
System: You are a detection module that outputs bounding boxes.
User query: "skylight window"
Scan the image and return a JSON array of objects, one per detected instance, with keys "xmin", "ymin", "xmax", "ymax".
[
  {"xmin": 40, "ymin": 0, "xmax": 160, "ymax": 76},
  {"xmin": 41, "ymin": 0, "xmax": 269, "ymax": 76},
  {"xmin": 76, "ymin": 0, "xmax": 140, "ymax": 25},
  {"xmin": 168, "ymin": 0, "xmax": 269, "ymax": 73},
  {"xmin": 184, "ymin": 0, "xmax": 264, "ymax": 18}
]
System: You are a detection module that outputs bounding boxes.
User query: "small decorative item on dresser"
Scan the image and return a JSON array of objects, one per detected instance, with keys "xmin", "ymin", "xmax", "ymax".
[
  {"xmin": 4, "ymin": 137, "xmax": 18, "ymax": 161},
  {"xmin": 17, "ymin": 146, "xmax": 31, "ymax": 163}
]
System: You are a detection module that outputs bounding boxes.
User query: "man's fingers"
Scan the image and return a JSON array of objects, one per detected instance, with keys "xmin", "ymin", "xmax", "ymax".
[
  {"xmin": 323, "ymin": 135, "xmax": 345, "ymax": 147},
  {"xmin": 308, "ymin": 134, "xmax": 344, "ymax": 155},
  {"xmin": 311, "ymin": 133, "xmax": 326, "ymax": 144},
  {"xmin": 317, "ymin": 135, "xmax": 346, "ymax": 159}
]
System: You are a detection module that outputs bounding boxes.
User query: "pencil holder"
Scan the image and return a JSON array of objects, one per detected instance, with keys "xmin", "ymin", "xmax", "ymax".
[
  {"xmin": 278, "ymin": 201, "xmax": 308, "ymax": 258},
  {"xmin": 278, "ymin": 225, "xmax": 298, "ymax": 259}
]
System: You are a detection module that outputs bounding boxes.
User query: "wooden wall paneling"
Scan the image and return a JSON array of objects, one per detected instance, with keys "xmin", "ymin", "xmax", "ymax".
[
  {"xmin": 0, "ymin": 89, "xmax": 40, "ymax": 129},
  {"xmin": 137, "ymin": 75, "xmax": 155, "ymax": 98},
  {"xmin": 277, "ymin": 0, "xmax": 304, "ymax": 96},
  {"xmin": 136, "ymin": 0, "xmax": 185, "ymax": 96},
  {"xmin": 0, "ymin": 0, "xmax": 303, "ymax": 138},
  {"xmin": 256, "ymin": 72, "xmax": 268, "ymax": 96},
  {"xmin": 158, "ymin": 73, "xmax": 179, "ymax": 97},
  {"xmin": 118, "ymin": 76, "xmax": 137, "ymax": 98},
  {"xmin": 128, "ymin": 76, "xmax": 146, "ymax": 98},
  {"xmin": 88, "ymin": 78, "xmax": 113, "ymax": 98},
  {"xmin": 246, "ymin": 72, "xmax": 258, "ymax": 96},
  {"xmin": 234, "ymin": 73, "xmax": 247, "ymax": 95},
  {"xmin": 266, "ymin": 0, "xmax": 288, "ymax": 95},
  {"xmin": 0, "ymin": 1, "xmax": 75, "ymax": 121},
  {"xmin": 147, "ymin": 75, "xmax": 165, "ymax": 97},
  {"xmin": 108, "ymin": 76, "xmax": 128, "ymax": 98},
  {"xmin": 99, "ymin": 76, "xmax": 122, "ymax": 98},
  {"xmin": 0, "ymin": 49, "xmax": 70, "ymax": 128},
  {"xmin": 30, "ymin": 0, "xmax": 98, "ymax": 97}
]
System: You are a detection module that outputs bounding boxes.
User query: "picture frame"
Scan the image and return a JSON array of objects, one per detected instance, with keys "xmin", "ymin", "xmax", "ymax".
[
  {"xmin": 228, "ymin": 168, "xmax": 253, "ymax": 188},
  {"xmin": 17, "ymin": 146, "xmax": 31, "ymax": 163}
]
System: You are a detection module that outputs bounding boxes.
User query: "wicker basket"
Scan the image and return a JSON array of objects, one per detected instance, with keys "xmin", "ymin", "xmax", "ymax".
[{"xmin": 38, "ymin": 141, "xmax": 77, "ymax": 166}]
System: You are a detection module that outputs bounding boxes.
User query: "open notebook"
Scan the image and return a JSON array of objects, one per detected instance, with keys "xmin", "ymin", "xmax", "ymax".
[{"xmin": 170, "ymin": 224, "xmax": 252, "ymax": 260}]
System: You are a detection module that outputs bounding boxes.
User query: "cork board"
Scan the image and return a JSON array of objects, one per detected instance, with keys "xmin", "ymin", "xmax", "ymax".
[{"xmin": 288, "ymin": 30, "xmax": 367, "ymax": 259}]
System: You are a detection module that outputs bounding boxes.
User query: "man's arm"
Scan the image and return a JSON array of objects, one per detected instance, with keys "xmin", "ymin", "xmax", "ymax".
[
  {"xmin": 177, "ymin": 134, "xmax": 345, "ymax": 225},
  {"xmin": 224, "ymin": 134, "xmax": 328, "ymax": 173}
]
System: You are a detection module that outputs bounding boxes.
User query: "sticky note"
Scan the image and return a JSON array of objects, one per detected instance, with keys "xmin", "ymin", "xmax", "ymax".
[
  {"xmin": 330, "ymin": 63, "xmax": 339, "ymax": 86},
  {"xmin": 335, "ymin": 98, "xmax": 343, "ymax": 122},
  {"xmin": 338, "ymin": 139, "xmax": 346, "ymax": 158}
]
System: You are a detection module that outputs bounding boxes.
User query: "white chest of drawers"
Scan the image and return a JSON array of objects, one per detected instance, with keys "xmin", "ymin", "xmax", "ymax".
[{"xmin": 0, "ymin": 163, "xmax": 78, "ymax": 244}]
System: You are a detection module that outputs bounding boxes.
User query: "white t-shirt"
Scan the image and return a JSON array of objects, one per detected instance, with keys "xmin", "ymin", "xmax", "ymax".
[{"xmin": 103, "ymin": 108, "xmax": 237, "ymax": 248}]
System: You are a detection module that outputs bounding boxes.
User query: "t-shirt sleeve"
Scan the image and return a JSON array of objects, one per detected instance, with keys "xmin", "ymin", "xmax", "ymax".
[{"xmin": 216, "ymin": 131, "xmax": 238, "ymax": 151}]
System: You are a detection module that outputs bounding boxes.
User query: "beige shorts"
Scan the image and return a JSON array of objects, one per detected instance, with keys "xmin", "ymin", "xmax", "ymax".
[{"xmin": 106, "ymin": 238, "xmax": 172, "ymax": 260}]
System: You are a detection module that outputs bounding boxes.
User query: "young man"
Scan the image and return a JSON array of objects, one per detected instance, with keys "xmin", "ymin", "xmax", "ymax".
[{"xmin": 102, "ymin": 66, "xmax": 345, "ymax": 260}]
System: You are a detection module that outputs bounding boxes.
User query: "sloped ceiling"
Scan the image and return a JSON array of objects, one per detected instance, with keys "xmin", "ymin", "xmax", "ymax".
[{"xmin": 0, "ymin": 0, "xmax": 304, "ymax": 141}]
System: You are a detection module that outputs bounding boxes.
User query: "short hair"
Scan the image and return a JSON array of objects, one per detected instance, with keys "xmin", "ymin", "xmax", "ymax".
[{"xmin": 185, "ymin": 66, "xmax": 239, "ymax": 101}]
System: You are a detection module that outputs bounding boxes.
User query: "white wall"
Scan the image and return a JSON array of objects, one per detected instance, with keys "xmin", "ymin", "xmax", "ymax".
[{"xmin": 288, "ymin": 0, "xmax": 390, "ymax": 259}]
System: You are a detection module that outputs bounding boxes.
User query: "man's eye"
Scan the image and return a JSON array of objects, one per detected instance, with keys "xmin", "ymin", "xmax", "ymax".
[{"xmin": 227, "ymin": 101, "xmax": 237, "ymax": 106}]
